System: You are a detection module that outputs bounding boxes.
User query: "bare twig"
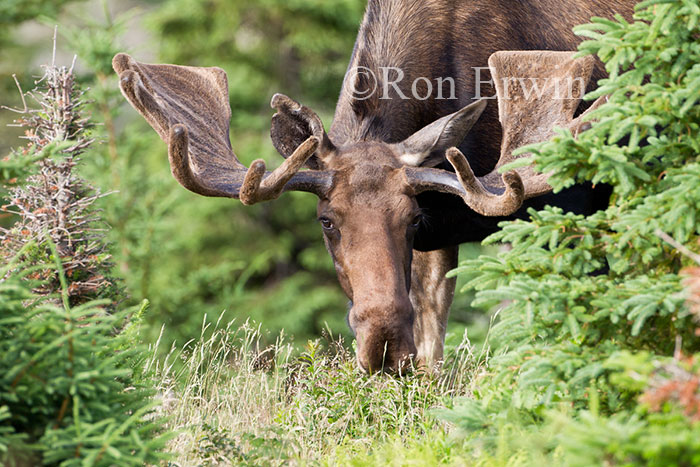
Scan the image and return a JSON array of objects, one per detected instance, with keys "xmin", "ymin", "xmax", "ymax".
[
  {"xmin": 1, "ymin": 74, "xmax": 29, "ymax": 113},
  {"xmin": 52, "ymin": 25, "xmax": 58, "ymax": 68},
  {"xmin": 655, "ymin": 229, "xmax": 700, "ymax": 264}
]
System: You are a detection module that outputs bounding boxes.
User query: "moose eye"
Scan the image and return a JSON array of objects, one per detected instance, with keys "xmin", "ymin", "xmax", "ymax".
[
  {"xmin": 409, "ymin": 215, "xmax": 423, "ymax": 229},
  {"xmin": 319, "ymin": 217, "xmax": 335, "ymax": 231}
]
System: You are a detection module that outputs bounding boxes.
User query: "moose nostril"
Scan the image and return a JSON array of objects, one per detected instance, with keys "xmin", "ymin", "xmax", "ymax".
[
  {"xmin": 357, "ymin": 345, "xmax": 392, "ymax": 374},
  {"xmin": 356, "ymin": 336, "xmax": 417, "ymax": 375},
  {"xmin": 357, "ymin": 355, "xmax": 371, "ymax": 374},
  {"xmin": 356, "ymin": 348, "xmax": 384, "ymax": 374}
]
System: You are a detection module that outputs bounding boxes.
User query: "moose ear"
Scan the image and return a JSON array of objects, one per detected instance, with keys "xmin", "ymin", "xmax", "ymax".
[
  {"xmin": 270, "ymin": 93, "xmax": 335, "ymax": 170},
  {"xmin": 395, "ymin": 99, "xmax": 487, "ymax": 167}
]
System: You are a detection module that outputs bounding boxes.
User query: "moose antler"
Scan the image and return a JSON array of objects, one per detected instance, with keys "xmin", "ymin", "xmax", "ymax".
[
  {"xmin": 270, "ymin": 93, "xmax": 336, "ymax": 170},
  {"xmin": 112, "ymin": 53, "xmax": 333, "ymax": 204},
  {"xmin": 405, "ymin": 51, "xmax": 606, "ymax": 216}
]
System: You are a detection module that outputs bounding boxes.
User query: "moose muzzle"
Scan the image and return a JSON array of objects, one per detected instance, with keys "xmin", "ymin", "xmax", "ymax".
[{"xmin": 349, "ymin": 297, "xmax": 417, "ymax": 374}]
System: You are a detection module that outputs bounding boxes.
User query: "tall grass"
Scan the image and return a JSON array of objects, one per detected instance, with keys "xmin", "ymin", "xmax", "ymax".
[{"xmin": 147, "ymin": 314, "xmax": 485, "ymax": 465}]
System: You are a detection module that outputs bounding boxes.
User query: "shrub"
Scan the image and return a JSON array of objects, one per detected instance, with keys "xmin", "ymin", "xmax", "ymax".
[
  {"xmin": 0, "ymin": 56, "xmax": 171, "ymax": 466},
  {"xmin": 443, "ymin": 0, "xmax": 700, "ymax": 464}
]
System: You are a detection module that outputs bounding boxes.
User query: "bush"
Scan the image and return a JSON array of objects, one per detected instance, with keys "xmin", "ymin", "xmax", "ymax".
[
  {"xmin": 442, "ymin": 0, "xmax": 700, "ymax": 464},
  {"xmin": 0, "ymin": 268, "xmax": 171, "ymax": 466},
  {"xmin": 0, "ymin": 57, "xmax": 171, "ymax": 466}
]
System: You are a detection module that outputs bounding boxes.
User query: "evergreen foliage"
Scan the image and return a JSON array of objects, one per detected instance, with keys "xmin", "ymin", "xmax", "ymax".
[
  {"xmin": 0, "ymin": 0, "xmax": 84, "ymax": 29},
  {"xmin": 0, "ymin": 266, "xmax": 171, "ymax": 466},
  {"xmin": 0, "ymin": 58, "xmax": 170, "ymax": 466},
  {"xmin": 1, "ymin": 60, "xmax": 120, "ymax": 305},
  {"xmin": 443, "ymin": 1, "xmax": 700, "ymax": 464}
]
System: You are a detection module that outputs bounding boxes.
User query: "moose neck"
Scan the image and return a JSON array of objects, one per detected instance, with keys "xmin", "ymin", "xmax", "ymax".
[{"xmin": 329, "ymin": 0, "xmax": 459, "ymax": 146}]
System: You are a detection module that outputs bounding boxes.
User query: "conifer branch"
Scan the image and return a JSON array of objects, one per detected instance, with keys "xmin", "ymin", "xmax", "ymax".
[{"xmin": 0, "ymin": 54, "xmax": 120, "ymax": 306}]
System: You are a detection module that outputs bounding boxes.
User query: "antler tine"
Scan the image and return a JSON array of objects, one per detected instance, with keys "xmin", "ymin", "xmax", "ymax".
[
  {"xmin": 167, "ymin": 123, "xmax": 320, "ymax": 204},
  {"xmin": 113, "ymin": 53, "xmax": 333, "ymax": 203},
  {"xmin": 446, "ymin": 147, "xmax": 525, "ymax": 215},
  {"xmin": 403, "ymin": 149, "xmax": 524, "ymax": 217},
  {"xmin": 406, "ymin": 51, "xmax": 603, "ymax": 217},
  {"xmin": 238, "ymin": 136, "xmax": 321, "ymax": 204}
]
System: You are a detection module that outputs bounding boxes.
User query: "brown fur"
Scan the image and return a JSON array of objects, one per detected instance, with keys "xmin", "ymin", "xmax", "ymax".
[{"xmin": 316, "ymin": 143, "xmax": 421, "ymax": 372}]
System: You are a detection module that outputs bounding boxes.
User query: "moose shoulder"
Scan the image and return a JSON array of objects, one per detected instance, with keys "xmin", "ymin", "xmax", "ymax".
[{"xmin": 114, "ymin": 0, "xmax": 636, "ymax": 374}]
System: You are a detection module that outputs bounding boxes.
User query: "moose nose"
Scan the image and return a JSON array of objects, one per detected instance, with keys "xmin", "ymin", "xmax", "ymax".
[
  {"xmin": 356, "ymin": 332, "xmax": 417, "ymax": 374},
  {"xmin": 350, "ymin": 299, "xmax": 417, "ymax": 374}
]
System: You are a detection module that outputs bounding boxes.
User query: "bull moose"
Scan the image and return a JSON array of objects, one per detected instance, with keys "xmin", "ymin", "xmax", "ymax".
[{"xmin": 113, "ymin": 0, "xmax": 636, "ymax": 373}]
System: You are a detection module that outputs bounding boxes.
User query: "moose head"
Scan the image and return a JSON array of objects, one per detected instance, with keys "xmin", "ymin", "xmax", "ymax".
[{"xmin": 113, "ymin": 50, "xmax": 603, "ymax": 373}]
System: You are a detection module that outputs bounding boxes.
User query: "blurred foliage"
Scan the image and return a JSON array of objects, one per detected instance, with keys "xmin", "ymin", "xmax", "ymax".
[{"xmin": 0, "ymin": 0, "xmax": 84, "ymax": 27}]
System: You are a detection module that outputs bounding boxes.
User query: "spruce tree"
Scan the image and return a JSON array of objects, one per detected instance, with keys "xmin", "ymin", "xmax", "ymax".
[
  {"xmin": 1, "ymin": 55, "xmax": 120, "ymax": 306},
  {"xmin": 0, "ymin": 53, "xmax": 171, "ymax": 466},
  {"xmin": 443, "ymin": 0, "xmax": 700, "ymax": 463}
]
